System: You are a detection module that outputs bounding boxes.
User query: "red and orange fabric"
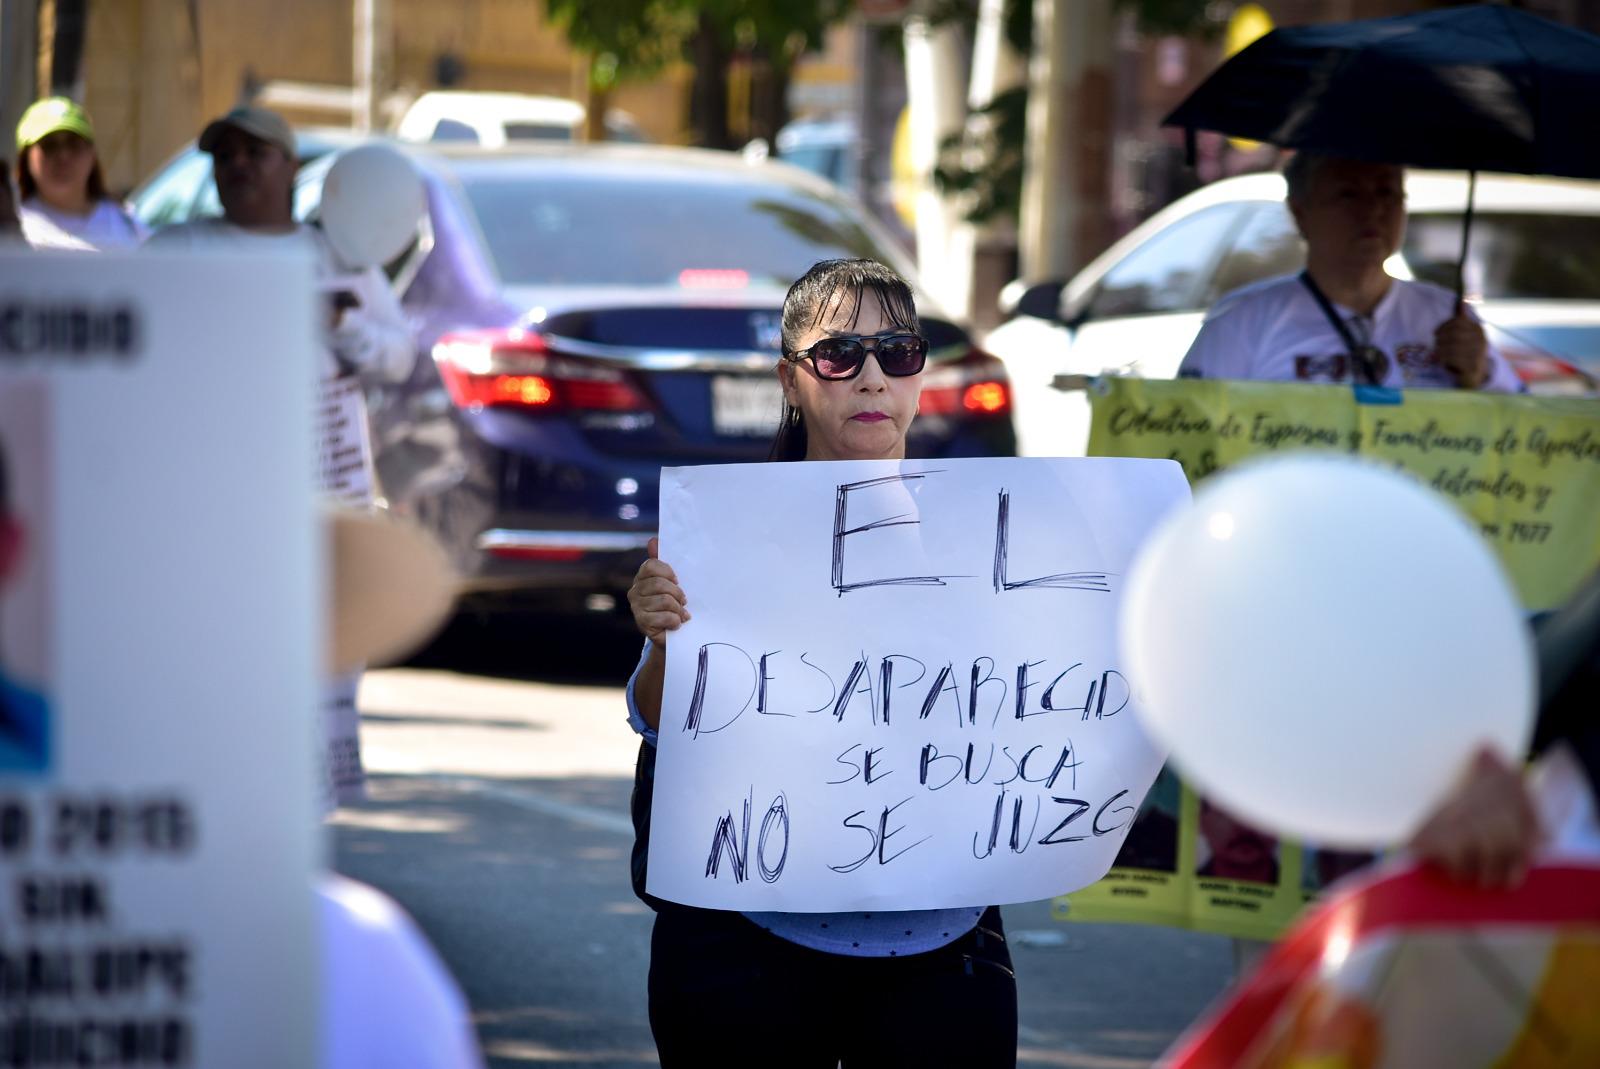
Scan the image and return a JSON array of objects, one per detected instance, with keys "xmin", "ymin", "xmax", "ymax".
[{"xmin": 1166, "ymin": 862, "xmax": 1600, "ymax": 1068}]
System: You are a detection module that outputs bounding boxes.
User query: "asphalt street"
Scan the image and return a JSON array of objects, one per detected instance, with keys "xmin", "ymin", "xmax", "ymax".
[{"xmin": 331, "ymin": 621, "xmax": 1235, "ymax": 1068}]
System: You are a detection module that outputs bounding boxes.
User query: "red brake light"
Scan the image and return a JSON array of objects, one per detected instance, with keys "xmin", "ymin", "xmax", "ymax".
[
  {"xmin": 962, "ymin": 381, "xmax": 1010, "ymax": 414},
  {"xmin": 495, "ymin": 375, "xmax": 555, "ymax": 406},
  {"xmin": 561, "ymin": 379, "xmax": 651, "ymax": 410},
  {"xmin": 919, "ymin": 351, "xmax": 1013, "ymax": 418},
  {"xmin": 678, "ymin": 269, "xmax": 749, "ymax": 289},
  {"xmin": 433, "ymin": 330, "xmax": 651, "ymax": 413}
]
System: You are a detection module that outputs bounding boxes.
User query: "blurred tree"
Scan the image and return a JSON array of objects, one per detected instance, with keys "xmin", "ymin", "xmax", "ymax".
[
  {"xmin": 688, "ymin": 11, "xmax": 734, "ymax": 148},
  {"xmin": 1124, "ymin": 0, "xmax": 1224, "ymax": 38},
  {"xmin": 751, "ymin": 0, "xmax": 856, "ymax": 142},
  {"xmin": 690, "ymin": 0, "xmax": 853, "ymax": 148},
  {"xmin": 545, "ymin": 0, "xmax": 850, "ymax": 146},
  {"xmin": 933, "ymin": 85, "xmax": 1027, "ymax": 224},
  {"xmin": 933, "ymin": 0, "xmax": 1222, "ymax": 224},
  {"xmin": 927, "ymin": 0, "xmax": 1028, "ymax": 225}
]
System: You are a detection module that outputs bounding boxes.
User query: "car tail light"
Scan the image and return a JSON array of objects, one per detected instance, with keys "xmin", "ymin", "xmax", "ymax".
[
  {"xmin": 484, "ymin": 546, "xmax": 585, "ymax": 562},
  {"xmin": 433, "ymin": 329, "xmax": 652, "ymax": 412},
  {"xmin": 919, "ymin": 351, "xmax": 1013, "ymax": 418},
  {"xmin": 1505, "ymin": 349, "xmax": 1596, "ymax": 395}
]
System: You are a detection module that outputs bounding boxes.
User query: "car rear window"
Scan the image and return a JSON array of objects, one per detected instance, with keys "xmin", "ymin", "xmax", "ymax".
[
  {"xmin": 457, "ymin": 169, "xmax": 887, "ymax": 288},
  {"xmin": 504, "ymin": 122, "xmax": 572, "ymax": 142},
  {"xmin": 781, "ymin": 144, "xmax": 851, "ymax": 188},
  {"xmin": 1403, "ymin": 212, "xmax": 1600, "ymax": 300}
]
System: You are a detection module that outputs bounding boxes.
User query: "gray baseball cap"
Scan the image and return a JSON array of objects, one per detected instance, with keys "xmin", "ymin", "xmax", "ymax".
[{"xmin": 198, "ymin": 105, "xmax": 295, "ymax": 157}]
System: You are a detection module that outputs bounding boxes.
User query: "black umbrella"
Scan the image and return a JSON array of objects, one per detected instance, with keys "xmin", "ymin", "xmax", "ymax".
[{"xmin": 1163, "ymin": 3, "xmax": 1600, "ymax": 295}]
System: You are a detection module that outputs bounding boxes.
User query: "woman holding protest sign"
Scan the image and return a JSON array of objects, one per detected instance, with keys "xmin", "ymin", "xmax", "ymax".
[{"xmin": 625, "ymin": 259, "xmax": 1018, "ymax": 1068}]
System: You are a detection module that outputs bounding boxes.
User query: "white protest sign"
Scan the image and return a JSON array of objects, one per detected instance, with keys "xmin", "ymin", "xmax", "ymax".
[
  {"xmin": 315, "ymin": 374, "xmax": 376, "ymax": 810},
  {"xmin": 315, "ymin": 375, "xmax": 377, "ymax": 508},
  {"xmin": 649, "ymin": 456, "xmax": 1190, "ymax": 911},
  {"xmin": 0, "ymin": 251, "xmax": 319, "ymax": 1067}
]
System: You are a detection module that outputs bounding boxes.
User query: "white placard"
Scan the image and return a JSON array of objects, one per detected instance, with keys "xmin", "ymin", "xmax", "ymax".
[
  {"xmin": 649, "ymin": 456, "xmax": 1190, "ymax": 911},
  {"xmin": 315, "ymin": 363, "xmax": 375, "ymax": 812},
  {"xmin": 0, "ymin": 251, "xmax": 319, "ymax": 1066},
  {"xmin": 315, "ymin": 375, "xmax": 376, "ymax": 507}
]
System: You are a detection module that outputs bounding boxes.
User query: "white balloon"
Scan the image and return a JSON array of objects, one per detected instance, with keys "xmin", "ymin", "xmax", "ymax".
[
  {"xmin": 320, "ymin": 144, "xmax": 427, "ymax": 270},
  {"xmin": 1120, "ymin": 454, "xmax": 1534, "ymax": 848}
]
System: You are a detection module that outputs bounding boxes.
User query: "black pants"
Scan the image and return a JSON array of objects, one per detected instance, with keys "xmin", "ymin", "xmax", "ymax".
[{"xmin": 648, "ymin": 904, "xmax": 1018, "ymax": 1068}]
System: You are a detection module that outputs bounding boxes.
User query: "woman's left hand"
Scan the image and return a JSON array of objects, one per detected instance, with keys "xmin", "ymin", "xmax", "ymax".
[{"xmin": 627, "ymin": 537, "xmax": 690, "ymax": 645}]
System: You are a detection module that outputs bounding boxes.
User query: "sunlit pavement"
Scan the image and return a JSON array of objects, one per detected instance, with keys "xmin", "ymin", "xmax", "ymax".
[{"xmin": 330, "ymin": 625, "xmax": 1235, "ymax": 1068}]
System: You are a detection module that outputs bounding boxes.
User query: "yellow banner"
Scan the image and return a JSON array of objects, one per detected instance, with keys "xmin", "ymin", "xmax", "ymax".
[
  {"xmin": 1062, "ymin": 378, "xmax": 1600, "ymax": 939},
  {"xmin": 1086, "ymin": 378, "xmax": 1600, "ymax": 611},
  {"xmin": 1055, "ymin": 767, "xmax": 1376, "ymax": 941}
]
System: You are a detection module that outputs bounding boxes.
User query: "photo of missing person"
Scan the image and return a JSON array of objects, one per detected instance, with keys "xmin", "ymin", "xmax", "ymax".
[
  {"xmin": 1111, "ymin": 765, "xmax": 1181, "ymax": 873},
  {"xmin": 0, "ymin": 386, "xmax": 51, "ymax": 773},
  {"xmin": 1195, "ymin": 797, "xmax": 1281, "ymax": 885},
  {"xmin": 1301, "ymin": 846, "xmax": 1378, "ymax": 894}
]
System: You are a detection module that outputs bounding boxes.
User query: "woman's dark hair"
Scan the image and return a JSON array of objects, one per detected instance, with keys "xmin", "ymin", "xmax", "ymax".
[
  {"xmin": 769, "ymin": 258, "xmax": 919, "ymax": 462},
  {"xmin": 17, "ymin": 137, "xmax": 108, "ymax": 203}
]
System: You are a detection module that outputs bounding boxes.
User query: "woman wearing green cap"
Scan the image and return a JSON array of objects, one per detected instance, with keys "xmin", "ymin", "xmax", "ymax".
[{"xmin": 15, "ymin": 97, "xmax": 147, "ymax": 251}]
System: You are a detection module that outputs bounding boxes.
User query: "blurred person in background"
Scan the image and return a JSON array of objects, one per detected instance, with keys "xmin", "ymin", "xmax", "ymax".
[
  {"xmin": 1181, "ymin": 153, "xmax": 1529, "ymax": 977},
  {"xmin": 1179, "ymin": 154, "xmax": 1521, "ymax": 392},
  {"xmin": 146, "ymin": 105, "xmax": 413, "ymax": 384},
  {"xmin": 15, "ymin": 97, "xmax": 147, "ymax": 251},
  {"xmin": 319, "ymin": 510, "xmax": 482, "ymax": 1068},
  {"xmin": 1409, "ymin": 567, "xmax": 1600, "ymax": 887},
  {"xmin": 150, "ymin": 105, "xmax": 417, "ymax": 808}
]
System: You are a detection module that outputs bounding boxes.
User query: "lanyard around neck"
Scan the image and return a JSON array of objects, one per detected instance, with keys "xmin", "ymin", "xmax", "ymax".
[{"xmin": 1299, "ymin": 271, "xmax": 1383, "ymax": 386}]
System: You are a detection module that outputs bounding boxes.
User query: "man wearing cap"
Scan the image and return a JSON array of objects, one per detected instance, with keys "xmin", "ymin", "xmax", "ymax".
[
  {"xmin": 148, "ymin": 105, "xmax": 302, "ymax": 238},
  {"xmin": 146, "ymin": 105, "xmax": 414, "ymax": 385},
  {"xmin": 14, "ymin": 97, "xmax": 146, "ymax": 250},
  {"xmin": 151, "ymin": 106, "xmax": 419, "ymax": 808}
]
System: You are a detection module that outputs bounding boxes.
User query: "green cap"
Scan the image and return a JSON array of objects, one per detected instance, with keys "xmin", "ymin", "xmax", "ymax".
[{"xmin": 16, "ymin": 97, "xmax": 94, "ymax": 153}]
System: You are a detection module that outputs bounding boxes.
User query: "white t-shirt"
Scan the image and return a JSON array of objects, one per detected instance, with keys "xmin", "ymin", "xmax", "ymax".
[
  {"xmin": 19, "ymin": 197, "xmax": 148, "ymax": 251},
  {"xmin": 145, "ymin": 218, "xmax": 415, "ymax": 384},
  {"xmin": 145, "ymin": 215, "xmax": 328, "ymax": 256},
  {"xmin": 1177, "ymin": 274, "xmax": 1523, "ymax": 392},
  {"xmin": 318, "ymin": 875, "xmax": 484, "ymax": 1068}
]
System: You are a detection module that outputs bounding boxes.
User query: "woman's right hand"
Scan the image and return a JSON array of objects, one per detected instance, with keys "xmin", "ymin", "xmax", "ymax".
[
  {"xmin": 628, "ymin": 536, "xmax": 690, "ymax": 644},
  {"xmin": 1407, "ymin": 746, "xmax": 1541, "ymax": 887}
]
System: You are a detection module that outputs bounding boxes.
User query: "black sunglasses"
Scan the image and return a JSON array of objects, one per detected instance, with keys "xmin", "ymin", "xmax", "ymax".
[{"xmin": 784, "ymin": 331, "xmax": 929, "ymax": 381}]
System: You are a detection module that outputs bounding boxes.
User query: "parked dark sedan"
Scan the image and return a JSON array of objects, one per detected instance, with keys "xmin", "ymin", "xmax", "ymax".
[{"xmin": 134, "ymin": 142, "xmax": 1018, "ymax": 620}]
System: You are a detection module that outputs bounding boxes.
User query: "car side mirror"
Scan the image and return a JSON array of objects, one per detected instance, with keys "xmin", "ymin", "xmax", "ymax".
[
  {"xmin": 1061, "ymin": 293, "xmax": 1092, "ymax": 331},
  {"xmin": 1002, "ymin": 279, "xmax": 1066, "ymax": 321}
]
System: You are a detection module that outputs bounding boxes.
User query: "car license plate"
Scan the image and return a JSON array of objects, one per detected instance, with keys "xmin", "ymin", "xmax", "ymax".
[{"xmin": 711, "ymin": 375, "xmax": 782, "ymax": 437}]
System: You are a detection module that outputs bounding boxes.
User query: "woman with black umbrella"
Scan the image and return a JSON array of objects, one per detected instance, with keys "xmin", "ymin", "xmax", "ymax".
[
  {"xmin": 1162, "ymin": 5, "xmax": 1600, "ymax": 393},
  {"xmin": 1176, "ymin": 152, "xmax": 1522, "ymax": 392}
]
